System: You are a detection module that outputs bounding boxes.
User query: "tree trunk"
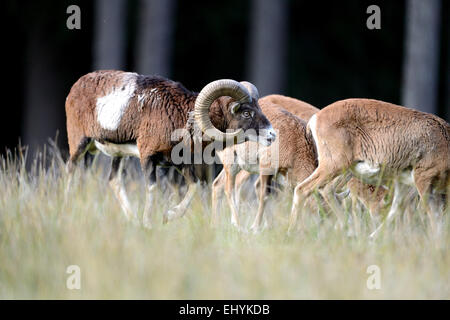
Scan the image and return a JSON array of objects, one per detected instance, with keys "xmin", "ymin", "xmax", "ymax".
[
  {"xmin": 135, "ymin": 0, "xmax": 176, "ymax": 76},
  {"xmin": 22, "ymin": 26, "xmax": 65, "ymax": 160},
  {"xmin": 93, "ymin": 0, "xmax": 127, "ymax": 70},
  {"xmin": 247, "ymin": 0, "xmax": 288, "ymax": 96},
  {"xmin": 401, "ymin": 0, "xmax": 441, "ymax": 114},
  {"xmin": 446, "ymin": 12, "xmax": 450, "ymax": 122}
]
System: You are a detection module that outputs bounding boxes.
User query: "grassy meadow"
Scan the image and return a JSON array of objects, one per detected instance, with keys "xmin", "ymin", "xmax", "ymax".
[{"xmin": 0, "ymin": 146, "xmax": 449, "ymax": 299}]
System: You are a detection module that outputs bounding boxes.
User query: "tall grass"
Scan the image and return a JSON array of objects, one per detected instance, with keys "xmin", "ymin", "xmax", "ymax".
[{"xmin": 0, "ymin": 145, "xmax": 448, "ymax": 299}]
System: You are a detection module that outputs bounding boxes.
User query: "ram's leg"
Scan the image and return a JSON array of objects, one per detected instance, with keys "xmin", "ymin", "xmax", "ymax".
[
  {"xmin": 369, "ymin": 180, "xmax": 404, "ymax": 239},
  {"xmin": 426, "ymin": 192, "xmax": 445, "ymax": 236},
  {"xmin": 163, "ymin": 167, "xmax": 198, "ymax": 223},
  {"xmin": 141, "ymin": 156, "xmax": 158, "ymax": 229},
  {"xmin": 156, "ymin": 166, "xmax": 170, "ymax": 196},
  {"xmin": 65, "ymin": 137, "xmax": 93, "ymax": 198},
  {"xmin": 288, "ymin": 164, "xmax": 340, "ymax": 233},
  {"xmin": 235, "ymin": 170, "xmax": 253, "ymax": 210},
  {"xmin": 320, "ymin": 174, "xmax": 351, "ymax": 230},
  {"xmin": 211, "ymin": 170, "xmax": 226, "ymax": 226},
  {"xmin": 350, "ymin": 192, "xmax": 362, "ymax": 236},
  {"xmin": 108, "ymin": 157, "xmax": 139, "ymax": 225},
  {"xmin": 250, "ymin": 174, "xmax": 271, "ymax": 232},
  {"xmin": 167, "ymin": 166, "xmax": 186, "ymax": 202},
  {"xmin": 330, "ymin": 176, "xmax": 361, "ymax": 236},
  {"xmin": 414, "ymin": 168, "xmax": 447, "ymax": 237},
  {"xmin": 199, "ymin": 180, "xmax": 210, "ymax": 216},
  {"xmin": 223, "ymin": 169, "xmax": 241, "ymax": 228}
]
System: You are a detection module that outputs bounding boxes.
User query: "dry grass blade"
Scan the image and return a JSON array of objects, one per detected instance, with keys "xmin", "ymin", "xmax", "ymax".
[{"xmin": 0, "ymin": 146, "xmax": 448, "ymax": 299}]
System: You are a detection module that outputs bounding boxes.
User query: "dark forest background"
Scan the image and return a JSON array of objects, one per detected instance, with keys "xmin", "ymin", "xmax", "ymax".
[{"xmin": 3, "ymin": 0, "xmax": 449, "ymax": 158}]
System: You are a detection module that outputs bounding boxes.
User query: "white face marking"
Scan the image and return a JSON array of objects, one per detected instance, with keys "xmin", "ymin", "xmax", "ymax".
[
  {"xmin": 264, "ymin": 125, "xmax": 276, "ymax": 140},
  {"xmin": 96, "ymin": 73, "xmax": 137, "ymax": 130},
  {"xmin": 94, "ymin": 140, "xmax": 140, "ymax": 158},
  {"xmin": 256, "ymin": 125, "xmax": 277, "ymax": 146}
]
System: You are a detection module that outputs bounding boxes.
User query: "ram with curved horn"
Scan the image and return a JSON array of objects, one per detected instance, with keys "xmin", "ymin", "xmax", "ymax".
[{"xmin": 65, "ymin": 70, "xmax": 275, "ymax": 228}]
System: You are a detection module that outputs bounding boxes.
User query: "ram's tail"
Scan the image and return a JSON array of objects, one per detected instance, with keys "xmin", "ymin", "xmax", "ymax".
[{"xmin": 305, "ymin": 114, "xmax": 319, "ymax": 166}]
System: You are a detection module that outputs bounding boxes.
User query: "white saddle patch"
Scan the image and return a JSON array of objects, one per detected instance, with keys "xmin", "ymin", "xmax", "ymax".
[
  {"xmin": 94, "ymin": 140, "xmax": 140, "ymax": 158},
  {"xmin": 353, "ymin": 162, "xmax": 380, "ymax": 176},
  {"xmin": 351, "ymin": 162, "xmax": 381, "ymax": 185},
  {"xmin": 352, "ymin": 161, "xmax": 415, "ymax": 187},
  {"xmin": 96, "ymin": 73, "xmax": 137, "ymax": 130}
]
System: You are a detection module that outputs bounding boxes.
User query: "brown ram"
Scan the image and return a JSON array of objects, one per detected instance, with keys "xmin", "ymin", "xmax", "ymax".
[
  {"xmin": 212, "ymin": 94, "xmax": 388, "ymax": 231},
  {"xmin": 212, "ymin": 94, "xmax": 317, "ymax": 231},
  {"xmin": 65, "ymin": 70, "xmax": 275, "ymax": 228},
  {"xmin": 289, "ymin": 98, "xmax": 450, "ymax": 237}
]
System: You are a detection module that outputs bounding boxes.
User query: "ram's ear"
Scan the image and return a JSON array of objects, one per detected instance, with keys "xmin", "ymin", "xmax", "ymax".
[{"xmin": 230, "ymin": 102, "xmax": 240, "ymax": 114}]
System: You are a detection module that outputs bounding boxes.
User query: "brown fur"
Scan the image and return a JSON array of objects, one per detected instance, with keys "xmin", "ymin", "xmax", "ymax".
[
  {"xmin": 257, "ymin": 102, "xmax": 317, "ymax": 185},
  {"xmin": 65, "ymin": 70, "xmax": 272, "ymax": 227},
  {"xmin": 347, "ymin": 177, "xmax": 386, "ymax": 217},
  {"xmin": 212, "ymin": 95, "xmax": 318, "ymax": 229},
  {"xmin": 66, "ymin": 70, "xmax": 271, "ymax": 168},
  {"xmin": 290, "ymin": 98, "xmax": 450, "ymax": 233},
  {"xmin": 260, "ymin": 94, "xmax": 318, "ymax": 121},
  {"xmin": 213, "ymin": 95, "xmax": 388, "ymax": 229}
]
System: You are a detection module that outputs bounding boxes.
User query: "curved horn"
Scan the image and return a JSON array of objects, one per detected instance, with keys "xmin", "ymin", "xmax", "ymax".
[
  {"xmin": 240, "ymin": 81, "xmax": 259, "ymax": 102},
  {"xmin": 194, "ymin": 79, "xmax": 251, "ymax": 142}
]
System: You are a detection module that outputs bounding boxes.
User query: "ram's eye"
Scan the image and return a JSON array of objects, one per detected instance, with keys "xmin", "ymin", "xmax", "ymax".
[{"xmin": 242, "ymin": 111, "xmax": 252, "ymax": 119}]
